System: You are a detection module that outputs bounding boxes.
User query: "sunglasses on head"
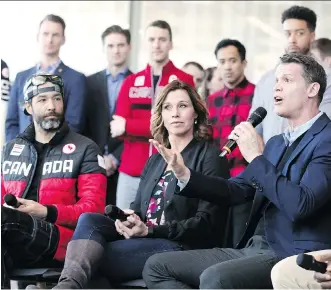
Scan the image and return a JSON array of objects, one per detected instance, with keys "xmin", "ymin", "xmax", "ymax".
[
  {"xmin": 24, "ymin": 74, "xmax": 64, "ymax": 101},
  {"xmin": 26, "ymin": 74, "xmax": 64, "ymax": 87}
]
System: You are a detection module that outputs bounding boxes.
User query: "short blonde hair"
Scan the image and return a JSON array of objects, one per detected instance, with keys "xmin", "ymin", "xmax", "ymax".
[{"xmin": 151, "ymin": 80, "xmax": 212, "ymax": 148}]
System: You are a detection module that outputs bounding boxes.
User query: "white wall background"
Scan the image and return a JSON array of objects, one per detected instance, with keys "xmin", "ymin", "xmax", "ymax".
[
  {"xmin": 1, "ymin": 1, "xmax": 331, "ymax": 83},
  {"xmin": 1, "ymin": 1, "xmax": 130, "ymax": 79},
  {"xmin": 1, "ymin": 0, "xmax": 331, "ymax": 147}
]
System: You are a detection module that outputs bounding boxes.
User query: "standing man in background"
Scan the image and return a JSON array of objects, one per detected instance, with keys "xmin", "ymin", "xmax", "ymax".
[
  {"xmin": 182, "ymin": 61, "xmax": 205, "ymax": 92},
  {"xmin": 1, "ymin": 60, "xmax": 10, "ymax": 148},
  {"xmin": 85, "ymin": 25, "xmax": 132, "ymax": 206},
  {"xmin": 207, "ymin": 39, "xmax": 254, "ymax": 176},
  {"xmin": 110, "ymin": 20, "xmax": 194, "ymax": 209},
  {"xmin": 250, "ymin": 6, "xmax": 325, "ymax": 144},
  {"xmin": 311, "ymin": 38, "xmax": 331, "ymax": 114},
  {"xmin": 5, "ymin": 14, "xmax": 87, "ymax": 142}
]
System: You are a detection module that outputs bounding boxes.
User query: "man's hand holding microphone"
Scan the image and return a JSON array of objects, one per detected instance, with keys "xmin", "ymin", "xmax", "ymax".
[
  {"xmin": 313, "ymin": 251, "xmax": 331, "ymax": 289},
  {"xmin": 3, "ymin": 194, "xmax": 47, "ymax": 219}
]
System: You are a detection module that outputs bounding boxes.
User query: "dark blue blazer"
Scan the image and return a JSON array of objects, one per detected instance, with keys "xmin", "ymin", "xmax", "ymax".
[
  {"xmin": 180, "ymin": 113, "xmax": 331, "ymax": 258},
  {"xmin": 5, "ymin": 62, "xmax": 87, "ymax": 142}
]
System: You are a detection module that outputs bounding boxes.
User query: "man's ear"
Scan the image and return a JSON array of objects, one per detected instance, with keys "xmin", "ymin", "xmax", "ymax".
[
  {"xmin": 325, "ymin": 56, "xmax": 331, "ymax": 68},
  {"xmin": 25, "ymin": 102, "xmax": 33, "ymax": 115},
  {"xmin": 307, "ymin": 82, "xmax": 321, "ymax": 100},
  {"xmin": 242, "ymin": 59, "xmax": 247, "ymax": 69},
  {"xmin": 61, "ymin": 35, "xmax": 66, "ymax": 46}
]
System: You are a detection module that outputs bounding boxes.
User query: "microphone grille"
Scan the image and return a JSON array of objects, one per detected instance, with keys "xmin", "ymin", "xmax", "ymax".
[{"xmin": 248, "ymin": 107, "xmax": 267, "ymax": 127}]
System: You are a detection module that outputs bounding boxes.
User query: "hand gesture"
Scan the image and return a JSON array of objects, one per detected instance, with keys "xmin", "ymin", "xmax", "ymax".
[{"xmin": 149, "ymin": 139, "xmax": 190, "ymax": 181}]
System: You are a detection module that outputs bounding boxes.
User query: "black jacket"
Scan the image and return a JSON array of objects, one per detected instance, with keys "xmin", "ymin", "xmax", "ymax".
[
  {"xmin": 85, "ymin": 69, "xmax": 132, "ymax": 160},
  {"xmin": 130, "ymin": 138, "xmax": 230, "ymax": 249}
]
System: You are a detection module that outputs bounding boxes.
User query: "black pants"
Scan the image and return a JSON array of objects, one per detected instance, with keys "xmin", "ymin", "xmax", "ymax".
[
  {"xmin": 143, "ymin": 242, "xmax": 280, "ymax": 289},
  {"xmin": 1, "ymin": 206, "xmax": 60, "ymax": 287}
]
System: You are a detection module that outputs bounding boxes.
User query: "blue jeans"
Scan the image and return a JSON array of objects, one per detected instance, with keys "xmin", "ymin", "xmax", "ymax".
[{"xmin": 74, "ymin": 213, "xmax": 184, "ymax": 283}]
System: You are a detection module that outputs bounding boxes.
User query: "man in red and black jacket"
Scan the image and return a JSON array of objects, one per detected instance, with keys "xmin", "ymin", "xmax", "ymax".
[
  {"xmin": 1, "ymin": 73, "xmax": 106, "ymax": 288},
  {"xmin": 208, "ymin": 39, "xmax": 255, "ymax": 177},
  {"xmin": 110, "ymin": 20, "xmax": 194, "ymax": 209}
]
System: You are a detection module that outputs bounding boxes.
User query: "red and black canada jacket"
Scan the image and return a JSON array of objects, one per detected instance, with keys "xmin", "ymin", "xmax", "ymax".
[{"xmin": 1, "ymin": 122, "xmax": 107, "ymax": 260}]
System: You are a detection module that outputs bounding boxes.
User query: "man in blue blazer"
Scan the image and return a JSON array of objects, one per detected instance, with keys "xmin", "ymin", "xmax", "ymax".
[
  {"xmin": 142, "ymin": 54, "xmax": 331, "ymax": 289},
  {"xmin": 5, "ymin": 14, "xmax": 87, "ymax": 142}
]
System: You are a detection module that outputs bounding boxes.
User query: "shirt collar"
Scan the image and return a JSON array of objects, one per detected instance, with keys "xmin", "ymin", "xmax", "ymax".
[
  {"xmin": 36, "ymin": 59, "xmax": 62, "ymax": 73},
  {"xmin": 106, "ymin": 67, "xmax": 129, "ymax": 78},
  {"xmin": 224, "ymin": 77, "xmax": 248, "ymax": 92},
  {"xmin": 283, "ymin": 111, "xmax": 323, "ymax": 146}
]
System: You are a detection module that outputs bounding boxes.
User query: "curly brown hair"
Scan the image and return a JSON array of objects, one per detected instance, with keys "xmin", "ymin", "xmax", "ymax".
[{"xmin": 151, "ymin": 80, "xmax": 213, "ymax": 148}]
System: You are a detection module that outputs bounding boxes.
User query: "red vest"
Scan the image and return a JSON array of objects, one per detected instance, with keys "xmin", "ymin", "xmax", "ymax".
[{"xmin": 115, "ymin": 60, "xmax": 194, "ymax": 176}]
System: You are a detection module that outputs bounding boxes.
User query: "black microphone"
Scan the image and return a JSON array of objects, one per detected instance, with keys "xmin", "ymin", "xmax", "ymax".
[
  {"xmin": 104, "ymin": 205, "xmax": 129, "ymax": 221},
  {"xmin": 4, "ymin": 194, "xmax": 21, "ymax": 208},
  {"xmin": 296, "ymin": 253, "xmax": 328, "ymax": 273},
  {"xmin": 220, "ymin": 107, "xmax": 267, "ymax": 157}
]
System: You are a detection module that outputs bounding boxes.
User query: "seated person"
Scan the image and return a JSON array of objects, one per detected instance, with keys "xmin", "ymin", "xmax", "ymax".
[
  {"xmin": 142, "ymin": 54, "xmax": 331, "ymax": 289},
  {"xmin": 50, "ymin": 80, "xmax": 230, "ymax": 289},
  {"xmin": 271, "ymin": 249, "xmax": 331, "ymax": 289},
  {"xmin": 1, "ymin": 73, "xmax": 106, "ymax": 288}
]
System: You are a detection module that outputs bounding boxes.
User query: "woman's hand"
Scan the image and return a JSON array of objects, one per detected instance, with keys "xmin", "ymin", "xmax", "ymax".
[
  {"xmin": 114, "ymin": 209, "xmax": 140, "ymax": 233},
  {"xmin": 115, "ymin": 215, "xmax": 148, "ymax": 239},
  {"xmin": 149, "ymin": 139, "xmax": 190, "ymax": 182}
]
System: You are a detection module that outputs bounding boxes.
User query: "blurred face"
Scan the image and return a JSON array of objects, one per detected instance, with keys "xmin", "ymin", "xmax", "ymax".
[
  {"xmin": 311, "ymin": 48, "xmax": 331, "ymax": 71},
  {"xmin": 283, "ymin": 19, "xmax": 315, "ymax": 54},
  {"xmin": 38, "ymin": 21, "xmax": 65, "ymax": 57},
  {"xmin": 146, "ymin": 26, "xmax": 173, "ymax": 64},
  {"xmin": 183, "ymin": 64, "xmax": 205, "ymax": 89},
  {"xmin": 208, "ymin": 68, "xmax": 224, "ymax": 94},
  {"xmin": 103, "ymin": 33, "xmax": 131, "ymax": 67},
  {"xmin": 161, "ymin": 89, "xmax": 197, "ymax": 138},
  {"xmin": 274, "ymin": 63, "xmax": 318, "ymax": 119},
  {"xmin": 217, "ymin": 45, "xmax": 246, "ymax": 87},
  {"xmin": 26, "ymin": 82, "xmax": 64, "ymax": 132}
]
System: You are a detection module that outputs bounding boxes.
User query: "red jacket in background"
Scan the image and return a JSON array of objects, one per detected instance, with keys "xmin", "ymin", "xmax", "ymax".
[
  {"xmin": 207, "ymin": 78, "xmax": 255, "ymax": 177},
  {"xmin": 115, "ymin": 60, "xmax": 194, "ymax": 177}
]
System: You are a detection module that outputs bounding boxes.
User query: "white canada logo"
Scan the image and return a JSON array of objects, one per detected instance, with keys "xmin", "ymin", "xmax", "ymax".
[{"xmin": 62, "ymin": 143, "xmax": 76, "ymax": 154}]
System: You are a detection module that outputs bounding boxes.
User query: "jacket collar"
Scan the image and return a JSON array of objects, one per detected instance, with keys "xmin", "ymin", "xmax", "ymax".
[
  {"xmin": 18, "ymin": 122, "xmax": 70, "ymax": 145},
  {"xmin": 145, "ymin": 60, "xmax": 175, "ymax": 75},
  {"xmin": 268, "ymin": 113, "xmax": 330, "ymax": 173},
  {"xmin": 282, "ymin": 113, "xmax": 329, "ymax": 173}
]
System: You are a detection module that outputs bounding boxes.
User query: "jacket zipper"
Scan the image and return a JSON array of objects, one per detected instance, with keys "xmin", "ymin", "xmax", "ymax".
[
  {"xmin": 21, "ymin": 140, "xmax": 38, "ymax": 199},
  {"xmin": 35, "ymin": 146, "xmax": 51, "ymax": 203}
]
